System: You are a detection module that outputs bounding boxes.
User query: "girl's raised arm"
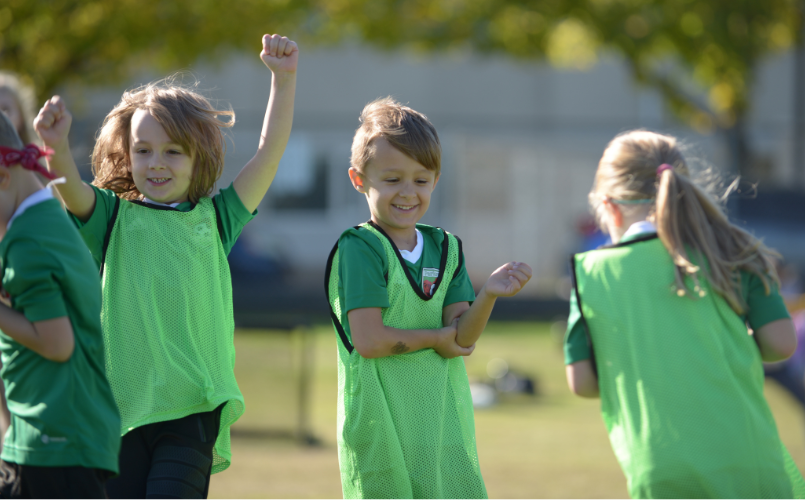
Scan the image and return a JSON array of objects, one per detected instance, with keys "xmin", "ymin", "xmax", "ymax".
[
  {"xmin": 34, "ymin": 96, "xmax": 96, "ymax": 221},
  {"xmin": 233, "ymin": 34, "xmax": 298, "ymax": 214}
]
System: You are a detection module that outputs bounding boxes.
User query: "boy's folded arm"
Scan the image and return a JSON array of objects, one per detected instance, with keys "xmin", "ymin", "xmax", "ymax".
[
  {"xmin": 0, "ymin": 306, "xmax": 74, "ymax": 362},
  {"xmin": 755, "ymin": 318, "xmax": 797, "ymax": 362},
  {"xmin": 455, "ymin": 261, "xmax": 533, "ymax": 348},
  {"xmin": 566, "ymin": 360, "xmax": 600, "ymax": 398},
  {"xmin": 348, "ymin": 307, "xmax": 472, "ymax": 359},
  {"xmin": 453, "ymin": 292, "xmax": 495, "ymax": 348}
]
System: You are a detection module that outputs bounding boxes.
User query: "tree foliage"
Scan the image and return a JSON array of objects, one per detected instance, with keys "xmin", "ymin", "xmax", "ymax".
[
  {"xmin": 3, "ymin": 0, "xmax": 801, "ymax": 148},
  {"xmin": 0, "ymin": 0, "xmax": 311, "ymax": 102},
  {"xmin": 306, "ymin": 0, "xmax": 801, "ymax": 134}
]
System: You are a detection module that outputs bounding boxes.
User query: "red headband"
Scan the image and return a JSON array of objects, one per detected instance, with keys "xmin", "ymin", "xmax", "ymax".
[{"xmin": 0, "ymin": 144, "xmax": 57, "ymax": 180}]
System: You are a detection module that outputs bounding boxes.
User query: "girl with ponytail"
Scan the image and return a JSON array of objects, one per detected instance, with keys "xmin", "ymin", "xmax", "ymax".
[{"xmin": 564, "ymin": 130, "xmax": 805, "ymax": 498}]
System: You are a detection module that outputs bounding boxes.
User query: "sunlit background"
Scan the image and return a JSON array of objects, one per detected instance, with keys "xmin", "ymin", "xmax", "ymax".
[{"xmin": 4, "ymin": 0, "xmax": 805, "ymax": 497}]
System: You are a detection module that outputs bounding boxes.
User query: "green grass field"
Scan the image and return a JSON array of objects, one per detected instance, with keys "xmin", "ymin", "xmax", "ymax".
[{"xmin": 209, "ymin": 322, "xmax": 805, "ymax": 498}]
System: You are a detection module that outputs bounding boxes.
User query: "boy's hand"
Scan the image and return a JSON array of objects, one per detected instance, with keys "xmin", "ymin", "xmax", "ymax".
[
  {"xmin": 433, "ymin": 319, "xmax": 475, "ymax": 358},
  {"xmin": 33, "ymin": 96, "xmax": 72, "ymax": 153},
  {"xmin": 260, "ymin": 34, "xmax": 298, "ymax": 75},
  {"xmin": 482, "ymin": 262, "xmax": 532, "ymax": 298}
]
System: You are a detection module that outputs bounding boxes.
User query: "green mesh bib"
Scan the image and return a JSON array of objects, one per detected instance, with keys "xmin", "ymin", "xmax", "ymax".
[
  {"xmin": 102, "ymin": 198, "xmax": 244, "ymax": 474},
  {"xmin": 325, "ymin": 222, "xmax": 487, "ymax": 499},
  {"xmin": 573, "ymin": 235, "xmax": 805, "ymax": 498}
]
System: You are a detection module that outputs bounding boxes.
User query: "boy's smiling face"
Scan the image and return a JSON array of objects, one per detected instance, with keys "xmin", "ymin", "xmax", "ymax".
[{"xmin": 350, "ymin": 137, "xmax": 439, "ymax": 250}]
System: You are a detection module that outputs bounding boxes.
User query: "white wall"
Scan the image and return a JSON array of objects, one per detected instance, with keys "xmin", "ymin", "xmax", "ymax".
[{"xmin": 65, "ymin": 44, "xmax": 801, "ymax": 296}]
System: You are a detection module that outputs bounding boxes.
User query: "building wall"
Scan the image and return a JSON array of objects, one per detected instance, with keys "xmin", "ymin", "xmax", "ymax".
[{"xmin": 66, "ymin": 45, "xmax": 802, "ymax": 296}]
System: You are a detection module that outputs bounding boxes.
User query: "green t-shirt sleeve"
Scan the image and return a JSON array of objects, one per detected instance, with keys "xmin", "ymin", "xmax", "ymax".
[
  {"xmin": 4, "ymin": 238, "xmax": 67, "ymax": 322},
  {"xmin": 67, "ymin": 184, "xmax": 119, "ymax": 269},
  {"xmin": 443, "ymin": 242, "xmax": 476, "ymax": 306},
  {"xmin": 339, "ymin": 232, "xmax": 390, "ymax": 312},
  {"xmin": 564, "ymin": 288, "xmax": 592, "ymax": 365},
  {"xmin": 742, "ymin": 271, "xmax": 790, "ymax": 329},
  {"xmin": 212, "ymin": 183, "xmax": 257, "ymax": 255}
]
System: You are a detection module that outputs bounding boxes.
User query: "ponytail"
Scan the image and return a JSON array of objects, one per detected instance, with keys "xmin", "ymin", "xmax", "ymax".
[
  {"xmin": 655, "ymin": 167, "xmax": 778, "ymax": 314},
  {"xmin": 592, "ymin": 130, "xmax": 779, "ymax": 315}
]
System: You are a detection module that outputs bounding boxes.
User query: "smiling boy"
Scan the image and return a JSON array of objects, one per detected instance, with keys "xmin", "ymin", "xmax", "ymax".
[{"xmin": 325, "ymin": 97, "xmax": 532, "ymax": 499}]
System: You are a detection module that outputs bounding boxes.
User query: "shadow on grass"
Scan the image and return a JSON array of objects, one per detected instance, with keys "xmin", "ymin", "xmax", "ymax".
[{"xmin": 230, "ymin": 426, "xmax": 323, "ymax": 447}]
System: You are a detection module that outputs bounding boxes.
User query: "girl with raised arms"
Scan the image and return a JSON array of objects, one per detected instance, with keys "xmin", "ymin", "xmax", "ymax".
[{"xmin": 34, "ymin": 34, "xmax": 297, "ymax": 498}]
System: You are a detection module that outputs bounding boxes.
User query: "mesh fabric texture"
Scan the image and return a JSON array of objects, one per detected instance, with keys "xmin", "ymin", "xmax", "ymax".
[
  {"xmin": 102, "ymin": 198, "xmax": 244, "ymax": 474},
  {"xmin": 327, "ymin": 223, "xmax": 487, "ymax": 499},
  {"xmin": 574, "ymin": 236, "xmax": 805, "ymax": 498}
]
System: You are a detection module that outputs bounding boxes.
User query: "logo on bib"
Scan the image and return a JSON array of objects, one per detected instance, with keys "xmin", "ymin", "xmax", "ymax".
[
  {"xmin": 194, "ymin": 223, "xmax": 211, "ymax": 239},
  {"xmin": 423, "ymin": 268, "xmax": 439, "ymax": 297}
]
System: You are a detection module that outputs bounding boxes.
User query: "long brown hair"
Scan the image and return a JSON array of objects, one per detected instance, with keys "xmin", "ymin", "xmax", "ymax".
[
  {"xmin": 92, "ymin": 76, "xmax": 234, "ymax": 204},
  {"xmin": 590, "ymin": 130, "xmax": 779, "ymax": 314}
]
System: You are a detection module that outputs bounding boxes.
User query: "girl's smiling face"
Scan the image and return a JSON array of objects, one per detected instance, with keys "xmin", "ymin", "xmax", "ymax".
[
  {"xmin": 129, "ymin": 108, "xmax": 194, "ymax": 204},
  {"xmin": 350, "ymin": 137, "xmax": 439, "ymax": 249}
]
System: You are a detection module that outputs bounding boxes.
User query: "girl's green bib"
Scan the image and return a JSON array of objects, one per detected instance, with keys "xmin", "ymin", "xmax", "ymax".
[
  {"xmin": 326, "ymin": 222, "xmax": 487, "ymax": 499},
  {"xmin": 573, "ymin": 236, "xmax": 805, "ymax": 498},
  {"xmin": 102, "ymin": 198, "xmax": 244, "ymax": 474}
]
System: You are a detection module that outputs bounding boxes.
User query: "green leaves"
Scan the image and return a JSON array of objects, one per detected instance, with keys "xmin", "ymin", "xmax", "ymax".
[
  {"xmin": 3, "ymin": 0, "xmax": 800, "ymax": 132},
  {"xmin": 2, "ymin": 1, "xmax": 312, "ymax": 102}
]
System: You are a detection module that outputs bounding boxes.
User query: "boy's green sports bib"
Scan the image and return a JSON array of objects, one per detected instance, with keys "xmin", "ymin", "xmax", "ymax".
[
  {"xmin": 573, "ymin": 235, "xmax": 805, "ymax": 498},
  {"xmin": 101, "ymin": 197, "xmax": 244, "ymax": 474},
  {"xmin": 326, "ymin": 222, "xmax": 487, "ymax": 499}
]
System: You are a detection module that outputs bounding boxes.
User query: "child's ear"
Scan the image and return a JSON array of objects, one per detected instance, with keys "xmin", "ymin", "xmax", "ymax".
[
  {"xmin": 432, "ymin": 174, "xmax": 440, "ymax": 189},
  {"xmin": 602, "ymin": 199, "xmax": 624, "ymax": 228},
  {"xmin": 348, "ymin": 167, "xmax": 365, "ymax": 193}
]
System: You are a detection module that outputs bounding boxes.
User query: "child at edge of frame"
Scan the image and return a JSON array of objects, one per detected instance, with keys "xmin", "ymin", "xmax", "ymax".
[
  {"xmin": 33, "ymin": 34, "xmax": 298, "ymax": 499},
  {"xmin": 564, "ymin": 129, "xmax": 805, "ymax": 498},
  {"xmin": 324, "ymin": 97, "xmax": 533, "ymax": 499},
  {"xmin": 0, "ymin": 112, "xmax": 120, "ymax": 498}
]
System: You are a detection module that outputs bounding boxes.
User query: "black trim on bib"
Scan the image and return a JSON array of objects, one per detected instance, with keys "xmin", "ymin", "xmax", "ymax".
[
  {"xmin": 569, "ymin": 234, "xmax": 659, "ymax": 378},
  {"xmin": 130, "ymin": 200, "xmax": 183, "ymax": 211},
  {"xmin": 454, "ymin": 235, "xmax": 464, "ymax": 283},
  {"xmin": 130, "ymin": 199, "xmax": 204, "ymax": 212},
  {"xmin": 602, "ymin": 233, "xmax": 659, "ymax": 249},
  {"xmin": 211, "ymin": 197, "xmax": 225, "ymax": 244},
  {"xmin": 569, "ymin": 253, "xmax": 598, "ymax": 377},
  {"xmin": 366, "ymin": 221, "xmax": 449, "ymax": 301},
  {"xmin": 99, "ymin": 195, "xmax": 121, "ymax": 277},
  {"xmin": 324, "ymin": 226, "xmax": 363, "ymax": 354}
]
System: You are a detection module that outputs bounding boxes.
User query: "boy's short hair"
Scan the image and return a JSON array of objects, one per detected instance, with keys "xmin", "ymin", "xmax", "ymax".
[
  {"xmin": 92, "ymin": 75, "xmax": 235, "ymax": 204},
  {"xmin": 0, "ymin": 111, "xmax": 24, "ymax": 150},
  {"xmin": 351, "ymin": 97, "xmax": 441, "ymax": 175}
]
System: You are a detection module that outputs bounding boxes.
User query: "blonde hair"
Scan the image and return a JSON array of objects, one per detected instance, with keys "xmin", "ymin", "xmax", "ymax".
[
  {"xmin": 0, "ymin": 71, "xmax": 37, "ymax": 145},
  {"xmin": 350, "ymin": 97, "xmax": 441, "ymax": 174},
  {"xmin": 92, "ymin": 77, "xmax": 234, "ymax": 204},
  {"xmin": 590, "ymin": 130, "xmax": 779, "ymax": 314}
]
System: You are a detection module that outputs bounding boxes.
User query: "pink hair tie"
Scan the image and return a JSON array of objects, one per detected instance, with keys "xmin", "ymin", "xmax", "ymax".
[
  {"xmin": 0, "ymin": 144, "xmax": 57, "ymax": 180},
  {"xmin": 657, "ymin": 163, "xmax": 674, "ymax": 176}
]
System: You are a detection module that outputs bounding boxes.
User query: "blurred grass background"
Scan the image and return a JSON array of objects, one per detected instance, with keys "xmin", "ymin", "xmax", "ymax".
[{"xmin": 209, "ymin": 322, "xmax": 805, "ymax": 498}]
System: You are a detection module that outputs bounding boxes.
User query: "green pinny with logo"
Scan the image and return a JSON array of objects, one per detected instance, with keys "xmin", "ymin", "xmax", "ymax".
[{"xmin": 326, "ymin": 222, "xmax": 487, "ymax": 499}]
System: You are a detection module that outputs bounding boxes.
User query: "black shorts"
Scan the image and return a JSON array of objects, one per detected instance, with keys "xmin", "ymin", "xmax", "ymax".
[
  {"xmin": 106, "ymin": 404, "xmax": 224, "ymax": 499},
  {"xmin": 0, "ymin": 461, "xmax": 110, "ymax": 499}
]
